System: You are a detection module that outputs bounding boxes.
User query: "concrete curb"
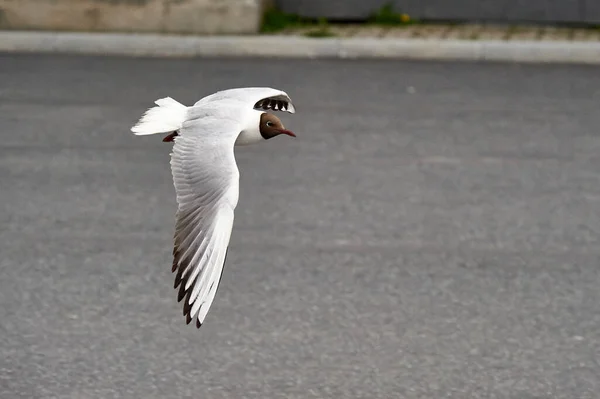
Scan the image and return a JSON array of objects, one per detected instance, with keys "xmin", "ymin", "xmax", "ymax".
[{"xmin": 1, "ymin": 31, "xmax": 600, "ymax": 64}]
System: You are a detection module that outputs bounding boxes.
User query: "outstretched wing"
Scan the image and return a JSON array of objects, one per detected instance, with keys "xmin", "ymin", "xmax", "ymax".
[
  {"xmin": 170, "ymin": 111, "xmax": 241, "ymax": 328},
  {"xmin": 194, "ymin": 87, "xmax": 296, "ymax": 114}
]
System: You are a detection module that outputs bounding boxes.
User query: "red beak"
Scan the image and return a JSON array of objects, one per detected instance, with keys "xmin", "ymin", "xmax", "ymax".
[{"xmin": 277, "ymin": 129, "xmax": 296, "ymax": 138}]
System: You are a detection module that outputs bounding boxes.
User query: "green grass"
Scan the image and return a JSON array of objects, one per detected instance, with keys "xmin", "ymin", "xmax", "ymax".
[
  {"xmin": 304, "ymin": 18, "xmax": 335, "ymax": 37},
  {"xmin": 368, "ymin": 3, "xmax": 416, "ymax": 26},
  {"xmin": 260, "ymin": 3, "xmax": 419, "ymax": 37},
  {"xmin": 261, "ymin": 8, "xmax": 336, "ymax": 37},
  {"xmin": 304, "ymin": 30, "xmax": 335, "ymax": 37},
  {"xmin": 261, "ymin": 7, "xmax": 310, "ymax": 33}
]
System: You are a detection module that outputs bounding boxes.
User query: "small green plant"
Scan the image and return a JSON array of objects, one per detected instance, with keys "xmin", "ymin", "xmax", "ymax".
[
  {"xmin": 304, "ymin": 29, "xmax": 335, "ymax": 38},
  {"xmin": 261, "ymin": 7, "xmax": 308, "ymax": 33},
  {"xmin": 304, "ymin": 17, "xmax": 335, "ymax": 38},
  {"xmin": 505, "ymin": 24, "xmax": 518, "ymax": 40},
  {"xmin": 369, "ymin": 3, "xmax": 414, "ymax": 26}
]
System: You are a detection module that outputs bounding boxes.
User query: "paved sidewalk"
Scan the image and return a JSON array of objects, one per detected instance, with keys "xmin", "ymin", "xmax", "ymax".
[{"xmin": 1, "ymin": 24, "xmax": 600, "ymax": 64}]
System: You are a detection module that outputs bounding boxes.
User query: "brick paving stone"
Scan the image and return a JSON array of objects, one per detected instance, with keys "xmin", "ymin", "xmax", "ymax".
[
  {"xmin": 430, "ymin": 25, "xmax": 455, "ymax": 39},
  {"xmin": 444, "ymin": 24, "xmax": 483, "ymax": 40},
  {"xmin": 410, "ymin": 25, "xmax": 453, "ymax": 39},
  {"xmin": 312, "ymin": 24, "xmax": 356, "ymax": 37},
  {"xmin": 505, "ymin": 25, "xmax": 542, "ymax": 40},
  {"xmin": 383, "ymin": 26, "xmax": 420, "ymax": 38},
  {"xmin": 572, "ymin": 29, "xmax": 600, "ymax": 41},
  {"xmin": 476, "ymin": 25, "xmax": 511, "ymax": 40},
  {"xmin": 277, "ymin": 27, "xmax": 300, "ymax": 36},
  {"xmin": 337, "ymin": 24, "xmax": 363, "ymax": 37},
  {"xmin": 540, "ymin": 27, "xmax": 574, "ymax": 40},
  {"xmin": 350, "ymin": 26, "xmax": 389, "ymax": 37}
]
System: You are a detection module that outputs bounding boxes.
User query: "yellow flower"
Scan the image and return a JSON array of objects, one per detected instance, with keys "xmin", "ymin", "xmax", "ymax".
[{"xmin": 400, "ymin": 14, "xmax": 411, "ymax": 23}]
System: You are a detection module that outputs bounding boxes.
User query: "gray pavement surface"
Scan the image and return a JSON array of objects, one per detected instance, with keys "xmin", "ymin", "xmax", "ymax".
[{"xmin": 1, "ymin": 55, "xmax": 600, "ymax": 399}]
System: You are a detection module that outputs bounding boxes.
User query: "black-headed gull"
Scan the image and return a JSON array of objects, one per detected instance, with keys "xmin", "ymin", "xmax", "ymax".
[{"xmin": 131, "ymin": 87, "xmax": 296, "ymax": 328}]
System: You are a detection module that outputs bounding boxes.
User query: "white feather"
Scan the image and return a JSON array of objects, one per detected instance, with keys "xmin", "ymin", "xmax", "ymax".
[
  {"xmin": 169, "ymin": 113, "xmax": 241, "ymax": 328},
  {"xmin": 130, "ymin": 97, "xmax": 188, "ymax": 135}
]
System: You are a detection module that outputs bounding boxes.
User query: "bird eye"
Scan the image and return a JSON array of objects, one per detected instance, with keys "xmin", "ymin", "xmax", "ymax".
[{"xmin": 266, "ymin": 121, "xmax": 273, "ymax": 127}]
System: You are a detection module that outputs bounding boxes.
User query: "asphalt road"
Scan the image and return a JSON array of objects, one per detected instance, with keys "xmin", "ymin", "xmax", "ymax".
[{"xmin": 1, "ymin": 54, "xmax": 600, "ymax": 399}]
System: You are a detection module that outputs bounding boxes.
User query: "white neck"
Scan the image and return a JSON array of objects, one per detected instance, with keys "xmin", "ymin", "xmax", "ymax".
[{"xmin": 235, "ymin": 110, "xmax": 264, "ymax": 146}]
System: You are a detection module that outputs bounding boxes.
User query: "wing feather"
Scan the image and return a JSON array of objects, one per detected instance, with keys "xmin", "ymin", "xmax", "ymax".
[{"xmin": 169, "ymin": 114, "xmax": 240, "ymax": 328}]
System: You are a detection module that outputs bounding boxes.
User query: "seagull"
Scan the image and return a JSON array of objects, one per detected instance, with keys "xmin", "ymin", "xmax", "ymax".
[{"xmin": 131, "ymin": 87, "xmax": 296, "ymax": 328}]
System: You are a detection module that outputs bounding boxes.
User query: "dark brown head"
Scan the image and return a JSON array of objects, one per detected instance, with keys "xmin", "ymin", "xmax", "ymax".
[{"xmin": 259, "ymin": 113, "xmax": 296, "ymax": 140}]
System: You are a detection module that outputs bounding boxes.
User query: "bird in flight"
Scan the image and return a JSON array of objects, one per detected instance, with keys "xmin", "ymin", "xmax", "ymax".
[{"xmin": 131, "ymin": 87, "xmax": 296, "ymax": 328}]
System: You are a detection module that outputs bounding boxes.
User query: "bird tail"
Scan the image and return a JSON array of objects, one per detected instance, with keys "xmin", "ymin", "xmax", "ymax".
[{"xmin": 130, "ymin": 97, "xmax": 188, "ymax": 136}]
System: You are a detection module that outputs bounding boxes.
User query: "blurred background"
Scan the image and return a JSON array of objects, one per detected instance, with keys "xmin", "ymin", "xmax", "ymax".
[{"xmin": 1, "ymin": 1, "xmax": 600, "ymax": 399}]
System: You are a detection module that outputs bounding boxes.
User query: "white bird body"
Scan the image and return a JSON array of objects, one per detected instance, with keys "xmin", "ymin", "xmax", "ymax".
[{"xmin": 131, "ymin": 87, "xmax": 296, "ymax": 328}]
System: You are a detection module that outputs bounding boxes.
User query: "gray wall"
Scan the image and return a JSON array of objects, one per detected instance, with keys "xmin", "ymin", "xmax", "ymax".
[{"xmin": 276, "ymin": 0, "xmax": 600, "ymax": 24}]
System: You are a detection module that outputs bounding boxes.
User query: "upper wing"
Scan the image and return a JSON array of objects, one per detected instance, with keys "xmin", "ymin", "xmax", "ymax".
[
  {"xmin": 170, "ymin": 112, "xmax": 241, "ymax": 328},
  {"xmin": 194, "ymin": 87, "xmax": 296, "ymax": 114}
]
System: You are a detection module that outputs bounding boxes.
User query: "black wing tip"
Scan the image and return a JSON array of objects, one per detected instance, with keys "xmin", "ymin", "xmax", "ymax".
[
  {"xmin": 163, "ymin": 131, "xmax": 179, "ymax": 142},
  {"xmin": 174, "ymin": 267, "xmax": 185, "ymax": 289},
  {"xmin": 172, "ymin": 246, "xmax": 228, "ymax": 331},
  {"xmin": 182, "ymin": 309, "xmax": 202, "ymax": 328},
  {"xmin": 254, "ymin": 97, "xmax": 291, "ymax": 113},
  {"xmin": 177, "ymin": 283, "xmax": 186, "ymax": 302},
  {"xmin": 184, "ymin": 312, "xmax": 202, "ymax": 329}
]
